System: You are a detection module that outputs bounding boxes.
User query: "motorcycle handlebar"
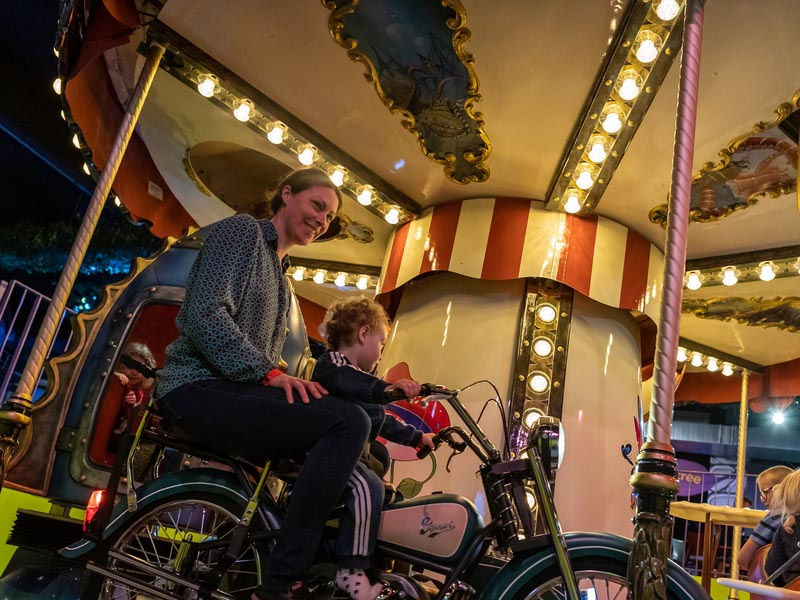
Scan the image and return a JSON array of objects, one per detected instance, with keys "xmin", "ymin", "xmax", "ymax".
[
  {"xmin": 416, "ymin": 427, "xmax": 467, "ymax": 459},
  {"xmin": 383, "ymin": 383, "xmax": 458, "ymax": 403}
]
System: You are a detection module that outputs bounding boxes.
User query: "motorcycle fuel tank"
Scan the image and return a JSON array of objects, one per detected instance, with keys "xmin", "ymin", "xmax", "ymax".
[{"xmin": 377, "ymin": 493, "xmax": 483, "ymax": 567}]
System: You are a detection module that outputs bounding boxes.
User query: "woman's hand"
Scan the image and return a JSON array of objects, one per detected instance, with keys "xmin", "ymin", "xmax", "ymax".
[
  {"xmin": 385, "ymin": 378, "xmax": 421, "ymax": 400},
  {"xmin": 267, "ymin": 373, "xmax": 328, "ymax": 404}
]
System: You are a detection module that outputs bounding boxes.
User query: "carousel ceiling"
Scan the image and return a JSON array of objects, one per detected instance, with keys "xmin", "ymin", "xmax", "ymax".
[{"xmin": 62, "ymin": 0, "xmax": 800, "ymax": 373}]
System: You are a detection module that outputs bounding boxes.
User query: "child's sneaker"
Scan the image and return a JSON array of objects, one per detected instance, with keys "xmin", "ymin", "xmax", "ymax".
[{"xmin": 335, "ymin": 568, "xmax": 383, "ymax": 600}]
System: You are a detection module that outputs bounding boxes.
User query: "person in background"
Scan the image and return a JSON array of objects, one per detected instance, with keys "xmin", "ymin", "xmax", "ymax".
[
  {"xmin": 154, "ymin": 168, "xmax": 371, "ymax": 600},
  {"xmin": 109, "ymin": 341, "xmax": 156, "ymax": 452},
  {"xmin": 313, "ymin": 296, "xmax": 435, "ymax": 600},
  {"xmin": 738, "ymin": 465, "xmax": 794, "ymax": 572},
  {"xmin": 765, "ymin": 469, "xmax": 800, "ymax": 585}
]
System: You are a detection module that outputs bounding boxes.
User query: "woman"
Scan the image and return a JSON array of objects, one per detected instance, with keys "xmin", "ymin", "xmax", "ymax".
[
  {"xmin": 765, "ymin": 469, "xmax": 800, "ymax": 586},
  {"xmin": 154, "ymin": 167, "xmax": 371, "ymax": 600}
]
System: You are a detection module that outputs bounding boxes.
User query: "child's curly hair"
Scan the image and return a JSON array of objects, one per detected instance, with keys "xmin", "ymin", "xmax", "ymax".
[{"xmin": 320, "ymin": 296, "xmax": 389, "ymax": 350}]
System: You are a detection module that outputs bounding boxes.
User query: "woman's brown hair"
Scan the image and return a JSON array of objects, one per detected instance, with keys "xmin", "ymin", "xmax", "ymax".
[{"xmin": 268, "ymin": 167, "xmax": 342, "ymax": 214}]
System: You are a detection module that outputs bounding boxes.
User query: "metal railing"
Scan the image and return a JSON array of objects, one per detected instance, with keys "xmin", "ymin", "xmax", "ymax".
[{"xmin": 0, "ymin": 280, "xmax": 75, "ymax": 401}]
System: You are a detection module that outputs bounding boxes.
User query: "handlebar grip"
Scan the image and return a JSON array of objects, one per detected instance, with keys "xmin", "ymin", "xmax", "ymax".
[
  {"xmin": 383, "ymin": 387, "xmax": 408, "ymax": 402},
  {"xmin": 416, "ymin": 443, "xmax": 435, "ymax": 460}
]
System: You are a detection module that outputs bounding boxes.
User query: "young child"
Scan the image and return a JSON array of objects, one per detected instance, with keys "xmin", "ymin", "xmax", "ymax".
[
  {"xmin": 109, "ymin": 342, "xmax": 157, "ymax": 452},
  {"xmin": 738, "ymin": 465, "xmax": 793, "ymax": 571},
  {"xmin": 765, "ymin": 469, "xmax": 800, "ymax": 585},
  {"xmin": 313, "ymin": 297, "xmax": 435, "ymax": 600}
]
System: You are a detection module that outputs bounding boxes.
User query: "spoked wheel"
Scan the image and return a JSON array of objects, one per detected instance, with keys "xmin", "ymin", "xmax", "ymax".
[{"xmin": 85, "ymin": 495, "xmax": 265, "ymax": 599}]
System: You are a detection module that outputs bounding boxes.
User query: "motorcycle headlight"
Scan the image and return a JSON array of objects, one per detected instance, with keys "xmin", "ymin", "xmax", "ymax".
[{"xmin": 528, "ymin": 416, "xmax": 564, "ymax": 482}]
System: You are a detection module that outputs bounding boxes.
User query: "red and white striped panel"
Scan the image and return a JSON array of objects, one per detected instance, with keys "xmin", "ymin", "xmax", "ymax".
[{"xmin": 378, "ymin": 198, "xmax": 664, "ymax": 323}]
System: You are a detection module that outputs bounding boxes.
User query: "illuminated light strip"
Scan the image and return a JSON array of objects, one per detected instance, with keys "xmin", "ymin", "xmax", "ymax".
[
  {"xmin": 677, "ymin": 337, "xmax": 763, "ymax": 375},
  {"xmin": 287, "ymin": 259, "xmax": 381, "ymax": 291},
  {"xmin": 683, "ymin": 254, "xmax": 800, "ymax": 290}
]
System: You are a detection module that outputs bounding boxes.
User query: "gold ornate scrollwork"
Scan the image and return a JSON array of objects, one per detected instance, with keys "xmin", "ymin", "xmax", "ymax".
[
  {"xmin": 682, "ymin": 296, "xmax": 800, "ymax": 333},
  {"xmin": 324, "ymin": 0, "xmax": 491, "ymax": 184}
]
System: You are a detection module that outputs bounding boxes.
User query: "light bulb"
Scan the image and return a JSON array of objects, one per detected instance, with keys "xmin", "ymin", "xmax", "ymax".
[
  {"xmin": 53, "ymin": 78, "xmax": 62, "ymax": 95},
  {"xmin": 537, "ymin": 304, "xmax": 557, "ymax": 324},
  {"xmin": 313, "ymin": 270, "xmax": 325, "ymax": 284},
  {"xmin": 677, "ymin": 347, "xmax": 687, "ymax": 362},
  {"xmin": 634, "ymin": 30, "xmax": 663, "ymax": 64},
  {"xmin": 82, "ymin": 163, "xmax": 91, "ymax": 175},
  {"xmin": 233, "ymin": 99, "xmax": 253, "ymax": 122},
  {"xmin": 53, "ymin": 46, "xmax": 59, "ymax": 58},
  {"xmin": 706, "ymin": 357, "xmax": 719, "ymax": 372},
  {"xmin": 357, "ymin": 186, "xmax": 373, "ymax": 206},
  {"xmin": 267, "ymin": 123, "xmax": 286, "ymax": 144},
  {"xmin": 525, "ymin": 488, "xmax": 537, "ymax": 510},
  {"xmin": 292, "ymin": 266, "xmax": 305, "ymax": 281},
  {"xmin": 532, "ymin": 337, "xmax": 554, "ymax": 358},
  {"xmin": 617, "ymin": 69, "xmax": 643, "ymax": 101},
  {"xmin": 758, "ymin": 261, "xmax": 777, "ymax": 282},
  {"xmin": 385, "ymin": 207, "xmax": 400, "ymax": 224},
  {"xmin": 523, "ymin": 408, "xmax": 544, "ymax": 429},
  {"xmin": 329, "ymin": 167, "xmax": 346, "ymax": 187},
  {"xmin": 72, "ymin": 134, "xmax": 80, "ymax": 148},
  {"xmin": 297, "ymin": 146, "xmax": 316, "ymax": 166},
  {"xmin": 563, "ymin": 191, "xmax": 582, "ymax": 214},
  {"xmin": 722, "ymin": 362, "xmax": 734, "ymax": 377},
  {"xmin": 528, "ymin": 372, "xmax": 550, "ymax": 394},
  {"xmin": 772, "ymin": 411, "xmax": 785, "ymax": 425},
  {"xmin": 196, "ymin": 75, "xmax": 217, "ymax": 98},
  {"xmin": 600, "ymin": 104, "xmax": 625, "ymax": 134},
  {"xmin": 113, "ymin": 195, "xmax": 122, "ymax": 208},
  {"xmin": 721, "ymin": 266, "xmax": 739, "ymax": 286},
  {"xmin": 334, "ymin": 273, "xmax": 346, "ymax": 287},
  {"xmin": 656, "ymin": 0, "xmax": 681, "ymax": 21},
  {"xmin": 356, "ymin": 275, "xmax": 369, "ymax": 290},
  {"xmin": 60, "ymin": 110, "xmax": 66, "ymax": 120},
  {"xmin": 574, "ymin": 164, "xmax": 595, "ymax": 190},
  {"xmin": 690, "ymin": 352, "xmax": 703, "ymax": 367},
  {"xmin": 685, "ymin": 270, "xmax": 703, "ymax": 290},
  {"xmin": 587, "ymin": 136, "xmax": 609, "ymax": 163}
]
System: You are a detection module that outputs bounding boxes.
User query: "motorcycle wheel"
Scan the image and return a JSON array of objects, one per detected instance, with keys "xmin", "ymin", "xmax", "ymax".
[
  {"xmin": 82, "ymin": 493, "xmax": 266, "ymax": 599},
  {"xmin": 511, "ymin": 555, "xmax": 698, "ymax": 600}
]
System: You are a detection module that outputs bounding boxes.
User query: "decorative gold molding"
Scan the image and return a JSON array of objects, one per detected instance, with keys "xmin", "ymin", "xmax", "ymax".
[
  {"xmin": 650, "ymin": 90, "xmax": 800, "ymax": 227},
  {"xmin": 325, "ymin": 0, "xmax": 490, "ymax": 184},
  {"xmin": 682, "ymin": 296, "xmax": 800, "ymax": 333}
]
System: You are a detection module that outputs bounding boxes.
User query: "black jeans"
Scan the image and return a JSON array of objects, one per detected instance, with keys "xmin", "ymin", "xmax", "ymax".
[{"xmin": 158, "ymin": 379, "xmax": 371, "ymax": 591}]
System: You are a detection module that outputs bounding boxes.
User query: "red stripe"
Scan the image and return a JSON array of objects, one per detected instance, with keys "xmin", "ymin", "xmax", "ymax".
[
  {"xmin": 481, "ymin": 198, "xmax": 530, "ymax": 280},
  {"xmin": 420, "ymin": 202, "xmax": 462, "ymax": 273},
  {"xmin": 380, "ymin": 223, "xmax": 410, "ymax": 293},
  {"xmin": 619, "ymin": 231, "xmax": 651, "ymax": 310},
  {"xmin": 558, "ymin": 215, "xmax": 597, "ymax": 295}
]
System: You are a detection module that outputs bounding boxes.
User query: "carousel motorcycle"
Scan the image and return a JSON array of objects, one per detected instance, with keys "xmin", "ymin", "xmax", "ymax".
[{"xmin": 61, "ymin": 383, "xmax": 709, "ymax": 600}]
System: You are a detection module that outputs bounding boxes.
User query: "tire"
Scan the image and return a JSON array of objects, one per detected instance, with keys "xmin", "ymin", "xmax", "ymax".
[
  {"xmin": 511, "ymin": 555, "xmax": 700, "ymax": 600},
  {"xmin": 82, "ymin": 493, "xmax": 266, "ymax": 599}
]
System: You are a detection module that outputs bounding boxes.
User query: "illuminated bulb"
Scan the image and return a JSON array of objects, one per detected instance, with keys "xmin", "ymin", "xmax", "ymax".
[
  {"xmin": 528, "ymin": 372, "xmax": 550, "ymax": 394},
  {"xmin": 758, "ymin": 261, "xmax": 777, "ymax": 282},
  {"xmin": 600, "ymin": 104, "xmax": 625, "ymax": 134},
  {"xmin": 334, "ymin": 272, "xmax": 346, "ymax": 287},
  {"xmin": 772, "ymin": 411, "xmax": 785, "ymax": 425},
  {"xmin": 313, "ymin": 269, "xmax": 326, "ymax": 284},
  {"xmin": 233, "ymin": 99, "xmax": 253, "ymax": 122},
  {"xmin": 690, "ymin": 352, "xmax": 703, "ymax": 367},
  {"xmin": 53, "ymin": 46, "xmax": 59, "ymax": 58},
  {"xmin": 523, "ymin": 408, "xmax": 544, "ymax": 429},
  {"xmin": 574, "ymin": 164, "xmax": 595, "ymax": 190},
  {"xmin": 721, "ymin": 362, "xmax": 734, "ymax": 377},
  {"xmin": 706, "ymin": 357, "xmax": 719, "ymax": 372},
  {"xmin": 297, "ymin": 146, "xmax": 316, "ymax": 166},
  {"xmin": 532, "ymin": 337, "xmax": 554, "ymax": 358},
  {"xmin": 537, "ymin": 304, "xmax": 557, "ymax": 324},
  {"xmin": 329, "ymin": 167, "xmax": 346, "ymax": 187},
  {"xmin": 563, "ymin": 191, "xmax": 582, "ymax": 214},
  {"xmin": 656, "ymin": 0, "xmax": 681, "ymax": 21},
  {"xmin": 721, "ymin": 266, "xmax": 739, "ymax": 286},
  {"xmin": 52, "ymin": 78, "xmax": 62, "ymax": 95},
  {"xmin": 634, "ymin": 30, "xmax": 663, "ymax": 64},
  {"xmin": 685, "ymin": 270, "xmax": 703, "ymax": 290},
  {"xmin": 357, "ymin": 186, "xmax": 373, "ymax": 206},
  {"xmin": 60, "ymin": 110, "xmax": 66, "ymax": 120},
  {"xmin": 267, "ymin": 123, "xmax": 286, "ymax": 144},
  {"xmin": 587, "ymin": 136, "xmax": 609, "ymax": 163},
  {"xmin": 525, "ymin": 488, "xmax": 537, "ymax": 510},
  {"xmin": 677, "ymin": 347, "xmax": 687, "ymax": 362},
  {"xmin": 82, "ymin": 163, "xmax": 91, "ymax": 175},
  {"xmin": 292, "ymin": 266, "xmax": 305, "ymax": 282},
  {"xmin": 385, "ymin": 207, "xmax": 400, "ymax": 225},
  {"xmin": 356, "ymin": 275, "xmax": 369, "ymax": 290},
  {"xmin": 113, "ymin": 195, "xmax": 122, "ymax": 208},
  {"xmin": 617, "ymin": 69, "xmax": 643, "ymax": 101},
  {"xmin": 196, "ymin": 75, "xmax": 217, "ymax": 98},
  {"xmin": 72, "ymin": 134, "xmax": 80, "ymax": 148}
]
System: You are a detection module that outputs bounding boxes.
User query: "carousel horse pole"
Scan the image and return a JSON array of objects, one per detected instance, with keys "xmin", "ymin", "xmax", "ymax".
[
  {"xmin": 627, "ymin": 1, "xmax": 706, "ymax": 599},
  {"xmin": 0, "ymin": 42, "xmax": 165, "ymax": 488}
]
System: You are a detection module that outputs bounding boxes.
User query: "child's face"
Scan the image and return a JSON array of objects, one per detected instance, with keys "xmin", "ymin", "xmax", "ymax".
[{"xmin": 357, "ymin": 324, "xmax": 388, "ymax": 373}]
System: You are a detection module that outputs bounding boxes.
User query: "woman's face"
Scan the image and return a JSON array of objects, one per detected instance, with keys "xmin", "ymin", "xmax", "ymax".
[{"xmin": 278, "ymin": 185, "xmax": 339, "ymax": 247}]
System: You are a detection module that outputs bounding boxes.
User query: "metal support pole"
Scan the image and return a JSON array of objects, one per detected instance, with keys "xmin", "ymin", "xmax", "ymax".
[
  {"xmin": 728, "ymin": 369, "xmax": 750, "ymax": 598},
  {"xmin": 628, "ymin": 1, "xmax": 705, "ymax": 598},
  {"xmin": 0, "ymin": 42, "xmax": 165, "ymax": 487}
]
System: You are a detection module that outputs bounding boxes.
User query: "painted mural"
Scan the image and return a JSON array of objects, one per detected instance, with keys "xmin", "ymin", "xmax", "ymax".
[{"xmin": 682, "ymin": 296, "xmax": 800, "ymax": 332}]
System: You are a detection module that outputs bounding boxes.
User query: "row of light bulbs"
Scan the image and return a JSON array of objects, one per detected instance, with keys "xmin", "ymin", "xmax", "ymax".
[
  {"xmin": 558, "ymin": 0, "xmax": 683, "ymax": 214},
  {"xmin": 192, "ymin": 71, "xmax": 407, "ymax": 226},
  {"xmin": 685, "ymin": 258, "xmax": 800, "ymax": 290},
  {"xmin": 288, "ymin": 266, "xmax": 376, "ymax": 290},
  {"xmin": 677, "ymin": 347, "xmax": 737, "ymax": 376}
]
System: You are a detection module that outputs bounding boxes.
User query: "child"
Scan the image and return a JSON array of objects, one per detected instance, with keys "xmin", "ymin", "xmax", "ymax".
[
  {"xmin": 109, "ymin": 342, "xmax": 157, "ymax": 452},
  {"xmin": 765, "ymin": 469, "xmax": 800, "ymax": 585},
  {"xmin": 313, "ymin": 297, "xmax": 435, "ymax": 600},
  {"xmin": 738, "ymin": 465, "xmax": 793, "ymax": 571}
]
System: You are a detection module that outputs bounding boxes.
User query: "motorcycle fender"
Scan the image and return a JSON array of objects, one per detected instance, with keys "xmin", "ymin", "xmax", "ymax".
[
  {"xmin": 481, "ymin": 532, "xmax": 709, "ymax": 600},
  {"xmin": 60, "ymin": 468, "xmax": 249, "ymax": 559}
]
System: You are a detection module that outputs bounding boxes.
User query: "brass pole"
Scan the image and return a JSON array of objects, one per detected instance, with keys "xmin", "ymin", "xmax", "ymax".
[
  {"xmin": 728, "ymin": 369, "xmax": 750, "ymax": 599},
  {"xmin": 0, "ymin": 42, "xmax": 165, "ymax": 486}
]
